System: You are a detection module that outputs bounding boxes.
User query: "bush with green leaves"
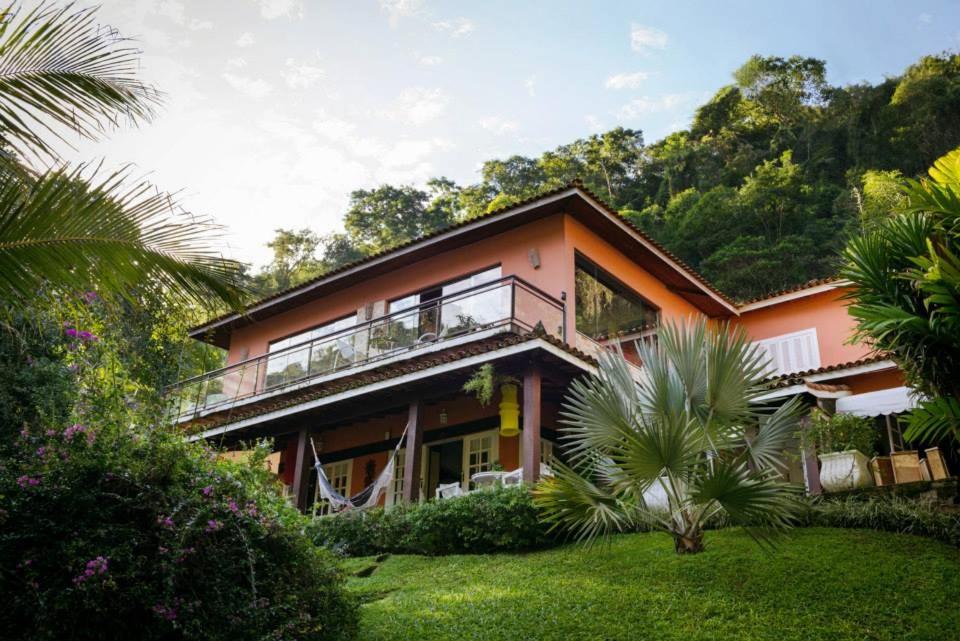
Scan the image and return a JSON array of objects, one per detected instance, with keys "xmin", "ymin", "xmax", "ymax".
[
  {"xmin": 802, "ymin": 495, "xmax": 960, "ymax": 547},
  {"xmin": 309, "ymin": 485, "xmax": 555, "ymax": 557},
  {"xmin": 807, "ymin": 408, "xmax": 878, "ymax": 455},
  {"xmin": 0, "ymin": 421, "xmax": 357, "ymax": 641}
]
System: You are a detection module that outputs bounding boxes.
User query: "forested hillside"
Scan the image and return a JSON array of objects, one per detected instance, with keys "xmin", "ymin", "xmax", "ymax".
[{"xmin": 252, "ymin": 53, "xmax": 960, "ymax": 301}]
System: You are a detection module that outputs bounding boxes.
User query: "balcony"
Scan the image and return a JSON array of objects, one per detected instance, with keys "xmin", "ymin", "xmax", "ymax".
[{"xmin": 169, "ymin": 276, "xmax": 565, "ymax": 421}]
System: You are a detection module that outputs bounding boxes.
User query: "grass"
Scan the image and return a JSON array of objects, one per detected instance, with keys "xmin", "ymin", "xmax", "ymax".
[{"xmin": 344, "ymin": 528, "xmax": 960, "ymax": 641}]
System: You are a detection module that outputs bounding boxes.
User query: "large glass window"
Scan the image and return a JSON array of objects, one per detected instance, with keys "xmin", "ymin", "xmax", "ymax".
[
  {"xmin": 575, "ymin": 258, "xmax": 659, "ymax": 341},
  {"xmin": 266, "ymin": 315, "xmax": 357, "ymax": 388}
]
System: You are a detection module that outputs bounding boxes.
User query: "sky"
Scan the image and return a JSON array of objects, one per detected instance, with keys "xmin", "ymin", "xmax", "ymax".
[{"xmin": 46, "ymin": 0, "xmax": 960, "ymax": 267}]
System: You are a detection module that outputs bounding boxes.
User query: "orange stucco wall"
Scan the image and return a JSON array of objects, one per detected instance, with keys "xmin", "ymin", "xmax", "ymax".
[
  {"xmin": 227, "ymin": 214, "xmax": 569, "ymax": 363},
  {"xmin": 734, "ymin": 288, "xmax": 872, "ymax": 369}
]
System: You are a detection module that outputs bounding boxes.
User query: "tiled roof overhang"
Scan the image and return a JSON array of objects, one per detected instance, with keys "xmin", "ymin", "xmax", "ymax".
[
  {"xmin": 191, "ymin": 183, "xmax": 737, "ymax": 348},
  {"xmin": 185, "ymin": 331, "xmax": 596, "ymax": 441}
]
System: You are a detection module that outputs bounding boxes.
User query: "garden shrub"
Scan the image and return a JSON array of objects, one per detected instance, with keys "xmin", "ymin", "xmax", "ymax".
[
  {"xmin": 801, "ymin": 495, "xmax": 960, "ymax": 546},
  {"xmin": 0, "ymin": 422, "xmax": 358, "ymax": 641},
  {"xmin": 310, "ymin": 485, "xmax": 556, "ymax": 556}
]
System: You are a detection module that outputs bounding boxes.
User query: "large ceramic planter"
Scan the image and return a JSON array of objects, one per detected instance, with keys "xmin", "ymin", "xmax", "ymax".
[{"xmin": 819, "ymin": 450, "xmax": 874, "ymax": 492}]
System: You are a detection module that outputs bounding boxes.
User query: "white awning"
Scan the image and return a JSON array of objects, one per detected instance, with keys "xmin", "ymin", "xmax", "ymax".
[{"xmin": 835, "ymin": 386, "xmax": 920, "ymax": 417}]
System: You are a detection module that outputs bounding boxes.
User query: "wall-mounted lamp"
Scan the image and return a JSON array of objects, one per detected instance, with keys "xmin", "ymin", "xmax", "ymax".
[
  {"xmin": 528, "ymin": 248, "xmax": 541, "ymax": 269},
  {"xmin": 439, "ymin": 408, "xmax": 448, "ymax": 425}
]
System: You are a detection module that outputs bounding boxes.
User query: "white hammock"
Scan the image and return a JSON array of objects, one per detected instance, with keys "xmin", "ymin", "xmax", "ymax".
[{"xmin": 310, "ymin": 424, "xmax": 407, "ymax": 512}]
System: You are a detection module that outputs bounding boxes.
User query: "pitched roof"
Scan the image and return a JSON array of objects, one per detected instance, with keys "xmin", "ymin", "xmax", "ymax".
[
  {"xmin": 765, "ymin": 354, "xmax": 893, "ymax": 389},
  {"xmin": 191, "ymin": 182, "xmax": 737, "ymax": 347},
  {"xmin": 736, "ymin": 277, "xmax": 846, "ymax": 310}
]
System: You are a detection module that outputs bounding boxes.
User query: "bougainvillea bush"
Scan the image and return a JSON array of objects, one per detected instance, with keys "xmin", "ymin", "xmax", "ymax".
[{"xmin": 0, "ymin": 422, "xmax": 357, "ymax": 640}]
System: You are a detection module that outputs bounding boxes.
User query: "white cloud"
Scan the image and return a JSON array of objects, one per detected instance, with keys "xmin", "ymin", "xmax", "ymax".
[
  {"xmin": 525, "ymin": 75, "xmax": 536, "ymax": 97},
  {"xmin": 189, "ymin": 18, "xmax": 213, "ymax": 30},
  {"xmin": 432, "ymin": 17, "xmax": 474, "ymax": 37},
  {"xmin": 312, "ymin": 114, "xmax": 357, "ymax": 142},
  {"xmin": 282, "ymin": 57, "xmax": 324, "ymax": 89},
  {"xmin": 155, "ymin": 1, "xmax": 211, "ymax": 30},
  {"xmin": 919, "ymin": 12, "xmax": 932, "ymax": 24},
  {"xmin": 222, "ymin": 72, "xmax": 273, "ymax": 99},
  {"xmin": 605, "ymin": 71, "xmax": 650, "ymax": 90},
  {"xmin": 479, "ymin": 116, "xmax": 519, "ymax": 136},
  {"xmin": 618, "ymin": 94, "xmax": 687, "ymax": 118},
  {"xmin": 584, "ymin": 114, "xmax": 604, "ymax": 132},
  {"xmin": 416, "ymin": 54, "xmax": 443, "ymax": 66},
  {"xmin": 236, "ymin": 32, "xmax": 256, "ymax": 47},
  {"xmin": 630, "ymin": 24, "xmax": 668, "ymax": 53},
  {"xmin": 255, "ymin": 0, "xmax": 304, "ymax": 20},
  {"xmin": 226, "ymin": 57, "xmax": 247, "ymax": 69},
  {"xmin": 381, "ymin": 87, "xmax": 450, "ymax": 125},
  {"xmin": 380, "ymin": 0, "xmax": 423, "ymax": 25}
]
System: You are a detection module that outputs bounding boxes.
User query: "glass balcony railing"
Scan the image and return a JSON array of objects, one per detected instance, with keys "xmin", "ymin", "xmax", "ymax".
[{"xmin": 168, "ymin": 276, "xmax": 565, "ymax": 421}]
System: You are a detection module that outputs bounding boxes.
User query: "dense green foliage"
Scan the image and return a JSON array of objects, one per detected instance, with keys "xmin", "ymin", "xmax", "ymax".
[
  {"xmin": 345, "ymin": 529, "xmax": 960, "ymax": 641},
  {"xmin": 842, "ymin": 148, "xmax": 960, "ymax": 444},
  {"xmin": 535, "ymin": 320, "xmax": 805, "ymax": 554},
  {"xmin": 309, "ymin": 486, "xmax": 554, "ymax": 557},
  {"xmin": 807, "ymin": 408, "xmax": 878, "ymax": 456},
  {"xmin": 1, "ymin": 425, "xmax": 357, "ymax": 641},
  {"xmin": 803, "ymin": 496, "xmax": 960, "ymax": 547},
  {"xmin": 251, "ymin": 53, "xmax": 960, "ymax": 300}
]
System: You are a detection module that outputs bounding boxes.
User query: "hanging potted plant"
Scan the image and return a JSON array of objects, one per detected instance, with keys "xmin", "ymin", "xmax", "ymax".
[
  {"xmin": 810, "ymin": 409, "xmax": 878, "ymax": 492},
  {"xmin": 463, "ymin": 364, "xmax": 520, "ymax": 437}
]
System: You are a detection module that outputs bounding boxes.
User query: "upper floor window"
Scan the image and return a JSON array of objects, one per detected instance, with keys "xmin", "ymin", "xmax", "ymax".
[
  {"xmin": 754, "ymin": 328, "xmax": 820, "ymax": 377},
  {"xmin": 575, "ymin": 257, "xmax": 659, "ymax": 342}
]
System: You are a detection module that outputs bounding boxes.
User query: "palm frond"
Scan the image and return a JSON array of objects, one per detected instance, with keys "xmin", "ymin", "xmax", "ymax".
[
  {"xmin": 0, "ymin": 163, "xmax": 248, "ymax": 308},
  {"xmin": 0, "ymin": 1, "xmax": 160, "ymax": 160},
  {"xmin": 744, "ymin": 395, "xmax": 807, "ymax": 470},
  {"xmin": 690, "ymin": 461, "xmax": 803, "ymax": 548},
  {"xmin": 904, "ymin": 396, "xmax": 960, "ymax": 443}
]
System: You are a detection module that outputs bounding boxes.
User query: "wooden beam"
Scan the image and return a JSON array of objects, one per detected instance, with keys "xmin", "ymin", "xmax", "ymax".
[
  {"xmin": 401, "ymin": 400, "xmax": 423, "ymax": 503},
  {"xmin": 522, "ymin": 366, "xmax": 542, "ymax": 484},
  {"xmin": 291, "ymin": 428, "xmax": 312, "ymax": 511}
]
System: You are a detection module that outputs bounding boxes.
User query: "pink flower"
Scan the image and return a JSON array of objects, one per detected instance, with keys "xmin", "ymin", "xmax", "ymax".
[
  {"xmin": 227, "ymin": 500, "xmax": 239, "ymax": 514},
  {"xmin": 205, "ymin": 519, "xmax": 221, "ymax": 533},
  {"xmin": 200, "ymin": 485, "xmax": 213, "ymax": 497},
  {"xmin": 36, "ymin": 446, "xmax": 46, "ymax": 459},
  {"xmin": 157, "ymin": 515, "xmax": 175, "ymax": 528},
  {"xmin": 73, "ymin": 556, "xmax": 108, "ymax": 585},
  {"xmin": 153, "ymin": 603, "xmax": 178, "ymax": 621},
  {"xmin": 16, "ymin": 475, "xmax": 40, "ymax": 488},
  {"xmin": 64, "ymin": 424, "xmax": 86, "ymax": 441}
]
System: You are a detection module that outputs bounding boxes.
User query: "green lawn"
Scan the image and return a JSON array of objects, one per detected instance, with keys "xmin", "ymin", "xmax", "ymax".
[{"xmin": 343, "ymin": 528, "xmax": 960, "ymax": 641}]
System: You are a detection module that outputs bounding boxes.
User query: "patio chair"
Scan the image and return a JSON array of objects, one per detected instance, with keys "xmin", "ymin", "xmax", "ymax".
[
  {"xmin": 890, "ymin": 450, "xmax": 923, "ymax": 484},
  {"xmin": 435, "ymin": 482, "xmax": 464, "ymax": 500},
  {"xmin": 925, "ymin": 447, "xmax": 950, "ymax": 480}
]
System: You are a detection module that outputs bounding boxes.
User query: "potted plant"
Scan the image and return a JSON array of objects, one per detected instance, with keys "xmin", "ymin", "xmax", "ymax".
[
  {"xmin": 463, "ymin": 364, "xmax": 520, "ymax": 437},
  {"xmin": 809, "ymin": 409, "xmax": 878, "ymax": 492}
]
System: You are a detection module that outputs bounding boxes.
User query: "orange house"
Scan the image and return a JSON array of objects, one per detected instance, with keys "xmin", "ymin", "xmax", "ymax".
[{"xmin": 174, "ymin": 184, "xmax": 913, "ymax": 510}]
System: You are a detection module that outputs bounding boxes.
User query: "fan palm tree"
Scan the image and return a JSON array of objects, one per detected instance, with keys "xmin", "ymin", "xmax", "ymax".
[
  {"xmin": 534, "ymin": 318, "xmax": 806, "ymax": 554},
  {"xmin": 0, "ymin": 1, "xmax": 246, "ymax": 308},
  {"xmin": 842, "ymin": 147, "xmax": 960, "ymax": 444}
]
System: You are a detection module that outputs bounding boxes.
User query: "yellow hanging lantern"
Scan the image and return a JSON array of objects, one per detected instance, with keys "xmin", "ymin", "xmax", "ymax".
[{"xmin": 498, "ymin": 383, "xmax": 519, "ymax": 437}]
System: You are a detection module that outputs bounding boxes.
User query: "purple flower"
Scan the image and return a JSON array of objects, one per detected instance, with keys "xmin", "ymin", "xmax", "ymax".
[
  {"xmin": 45, "ymin": 429, "xmax": 56, "ymax": 437},
  {"xmin": 73, "ymin": 556, "xmax": 108, "ymax": 585},
  {"xmin": 200, "ymin": 485, "xmax": 213, "ymax": 497},
  {"xmin": 83, "ymin": 291, "xmax": 98, "ymax": 304},
  {"xmin": 153, "ymin": 603, "xmax": 178, "ymax": 621},
  {"xmin": 16, "ymin": 475, "xmax": 40, "ymax": 488},
  {"xmin": 64, "ymin": 328, "xmax": 78, "ymax": 338},
  {"xmin": 205, "ymin": 519, "xmax": 221, "ymax": 533},
  {"xmin": 78, "ymin": 331, "xmax": 98, "ymax": 342},
  {"xmin": 227, "ymin": 500, "xmax": 239, "ymax": 514},
  {"xmin": 64, "ymin": 424, "xmax": 86, "ymax": 441},
  {"xmin": 36, "ymin": 446, "xmax": 46, "ymax": 459},
  {"xmin": 157, "ymin": 515, "xmax": 175, "ymax": 528}
]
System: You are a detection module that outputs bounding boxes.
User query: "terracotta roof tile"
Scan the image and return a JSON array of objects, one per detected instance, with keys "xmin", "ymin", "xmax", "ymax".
[
  {"xmin": 765, "ymin": 354, "xmax": 892, "ymax": 389},
  {"xmin": 737, "ymin": 277, "xmax": 843, "ymax": 307}
]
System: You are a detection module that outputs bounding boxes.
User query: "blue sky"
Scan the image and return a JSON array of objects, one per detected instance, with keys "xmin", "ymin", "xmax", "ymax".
[{"xmin": 53, "ymin": 0, "xmax": 960, "ymax": 265}]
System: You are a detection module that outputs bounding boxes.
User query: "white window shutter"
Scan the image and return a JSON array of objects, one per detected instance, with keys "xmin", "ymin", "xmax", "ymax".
[{"xmin": 755, "ymin": 328, "xmax": 820, "ymax": 377}]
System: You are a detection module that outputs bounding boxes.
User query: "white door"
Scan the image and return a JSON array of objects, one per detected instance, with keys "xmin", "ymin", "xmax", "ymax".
[{"xmin": 463, "ymin": 431, "xmax": 498, "ymax": 489}]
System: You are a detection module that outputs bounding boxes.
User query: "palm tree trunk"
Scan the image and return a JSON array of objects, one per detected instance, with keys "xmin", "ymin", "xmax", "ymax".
[{"xmin": 673, "ymin": 528, "xmax": 705, "ymax": 554}]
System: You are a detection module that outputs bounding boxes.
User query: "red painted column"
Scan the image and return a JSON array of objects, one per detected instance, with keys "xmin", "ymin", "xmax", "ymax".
[
  {"xmin": 401, "ymin": 400, "xmax": 422, "ymax": 503},
  {"xmin": 522, "ymin": 366, "xmax": 542, "ymax": 485},
  {"xmin": 291, "ymin": 428, "xmax": 312, "ymax": 511}
]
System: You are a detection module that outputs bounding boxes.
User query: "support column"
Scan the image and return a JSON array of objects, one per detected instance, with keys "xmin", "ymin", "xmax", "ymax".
[
  {"xmin": 291, "ymin": 428, "xmax": 312, "ymax": 511},
  {"xmin": 401, "ymin": 400, "xmax": 422, "ymax": 503},
  {"xmin": 522, "ymin": 366, "xmax": 542, "ymax": 485},
  {"xmin": 799, "ymin": 417, "xmax": 822, "ymax": 496}
]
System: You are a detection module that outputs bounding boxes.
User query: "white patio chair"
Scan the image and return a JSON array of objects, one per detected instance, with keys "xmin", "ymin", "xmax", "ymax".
[{"xmin": 435, "ymin": 482, "xmax": 464, "ymax": 500}]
